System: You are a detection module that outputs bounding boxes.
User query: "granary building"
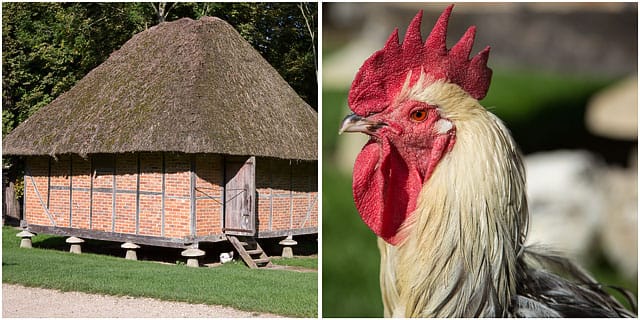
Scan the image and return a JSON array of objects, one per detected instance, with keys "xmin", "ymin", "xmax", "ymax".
[{"xmin": 2, "ymin": 17, "xmax": 318, "ymax": 268}]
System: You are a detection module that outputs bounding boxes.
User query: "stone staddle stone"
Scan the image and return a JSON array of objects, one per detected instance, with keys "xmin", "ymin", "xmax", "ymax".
[
  {"xmin": 66, "ymin": 236, "xmax": 84, "ymax": 254},
  {"xmin": 181, "ymin": 248, "xmax": 205, "ymax": 268},
  {"xmin": 16, "ymin": 230, "xmax": 35, "ymax": 249},
  {"xmin": 121, "ymin": 242, "xmax": 140, "ymax": 260},
  {"xmin": 279, "ymin": 236, "xmax": 298, "ymax": 258},
  {"xmin": 281, "ymin": 246, "xmax": 294, "ymax": 258}
]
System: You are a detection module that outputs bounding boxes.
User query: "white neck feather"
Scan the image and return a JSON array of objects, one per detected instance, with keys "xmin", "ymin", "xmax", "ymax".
[{"xmin": 380, "ymin": 81, "xmax": 528, "ymax": 317}]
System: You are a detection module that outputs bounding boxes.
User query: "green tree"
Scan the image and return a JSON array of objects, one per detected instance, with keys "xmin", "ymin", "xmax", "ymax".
[{"xmin": 2, "ymin": 2, "xmax": 152, "ymax": 136}]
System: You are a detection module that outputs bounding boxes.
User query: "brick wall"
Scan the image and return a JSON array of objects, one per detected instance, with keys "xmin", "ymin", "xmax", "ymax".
[
  {"xmin": 71, "ymin": 154, "xmax": 91, "ymax": 229},
  {"xmin": 255, "ymin": 158, "xmax": 318, "ymax": 234},
  {"xmin": 138, "ymin": 153, "xmax": 163, "ymax": 236},
  {"xmin": 163, "ymin": 153, "xmax": 191, "ymax": 238},
  {"xmin": 49, "ymin": 156, "xmax": 70, "ymax": 227},
  {"xmin": 115, "ymin": 154, "xmax": 136, "ymax": 234},
  {"xmin": 24, "ymin": 156, "xmax": 50, "ymax": 226},
  {"xmin": 24, "ymin": 153, "xmax": 199, "ymax": 240},
  {"xmin": 24, "ymin": 153, "xmax": 318, "ymax": 243},
  {"xmin": 194, "ymin": 154, "xmax": 223, "ymax": 237}
]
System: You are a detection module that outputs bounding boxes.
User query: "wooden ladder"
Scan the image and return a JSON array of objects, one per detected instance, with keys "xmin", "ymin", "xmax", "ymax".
[{"xmin": 227, "ymin": 235, "xmax": 272, "ymax": 269}]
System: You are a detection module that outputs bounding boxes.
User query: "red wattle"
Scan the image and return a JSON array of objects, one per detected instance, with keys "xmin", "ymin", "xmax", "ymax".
[{"xmin": 352, "ymin": 138, "xmax": 423, "ymax": 245}]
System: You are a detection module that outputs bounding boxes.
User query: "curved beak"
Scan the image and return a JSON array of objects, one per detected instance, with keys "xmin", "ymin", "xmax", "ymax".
[{"xmin": 339, "ymin": 113, "xmax": 386, "ymax": 135}]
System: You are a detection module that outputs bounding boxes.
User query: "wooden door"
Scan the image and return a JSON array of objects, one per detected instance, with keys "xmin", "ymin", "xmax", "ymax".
[{"xmin": 223, "ymin": 156, "xmax": 256, "ymax": 236}]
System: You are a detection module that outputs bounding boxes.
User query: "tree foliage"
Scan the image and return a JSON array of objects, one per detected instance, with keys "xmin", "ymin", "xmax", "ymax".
[
  {"xmin": 2, "ymin": 2, "xmax": 317, "ymax": 137},
  {"xmin": 2, "ymin": 3, "xmax": 151, "ymax": 136}
]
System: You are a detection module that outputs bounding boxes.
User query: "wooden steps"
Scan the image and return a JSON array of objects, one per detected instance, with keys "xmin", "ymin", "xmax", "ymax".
[{"xmin": 227, "ymin": 235, "xmax": 272, "ymax": 269}]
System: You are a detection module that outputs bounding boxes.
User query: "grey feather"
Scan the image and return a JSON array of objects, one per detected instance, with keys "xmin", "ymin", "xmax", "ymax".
[{"xmin": 512, "ymin": 247, "xmax": 636, "ymax": 317}]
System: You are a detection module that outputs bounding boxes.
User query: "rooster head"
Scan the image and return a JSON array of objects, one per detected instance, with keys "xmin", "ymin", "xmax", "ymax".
[{"xmin": 340, "ymin": 5, "xmax": 492, "ymax": 245}]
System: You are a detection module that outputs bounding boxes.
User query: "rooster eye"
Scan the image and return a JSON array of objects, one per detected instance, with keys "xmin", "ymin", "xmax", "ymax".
[{"xmin": 410, "ymin": 110, "xmax": 427, "ymax": 122}]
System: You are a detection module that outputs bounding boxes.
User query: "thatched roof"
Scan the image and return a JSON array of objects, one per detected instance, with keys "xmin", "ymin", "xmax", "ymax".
[{"xmin": 3, "ymin": 17, "xmax": 317, "ymax": 161}]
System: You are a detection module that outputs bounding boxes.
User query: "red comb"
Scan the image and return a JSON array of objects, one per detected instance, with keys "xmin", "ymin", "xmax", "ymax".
[{"xmin": 348, "ymin": 5, "xmax": 492, "ymax": 115}]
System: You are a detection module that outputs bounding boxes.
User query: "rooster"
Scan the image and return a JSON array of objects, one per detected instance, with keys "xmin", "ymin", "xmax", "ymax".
[{"xmin": 339, "ymin": 5, "xmax": 635, "ymax": 317}]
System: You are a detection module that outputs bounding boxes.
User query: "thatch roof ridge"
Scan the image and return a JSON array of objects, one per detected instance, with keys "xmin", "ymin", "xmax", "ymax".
[{"xmin": 3, "ymin": 16, "xmax": 317, "ymax": 161}]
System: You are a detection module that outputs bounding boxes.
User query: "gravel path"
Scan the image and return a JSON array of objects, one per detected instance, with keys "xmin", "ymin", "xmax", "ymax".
[{"xmin": 2, "ymin": 284, "xmax": 283, "ymax": 318}]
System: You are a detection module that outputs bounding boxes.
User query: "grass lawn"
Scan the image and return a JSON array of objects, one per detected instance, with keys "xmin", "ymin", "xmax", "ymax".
[
  {"xmin": 271, "ymin": 256, "xmax": 318, "ymax": 269},
  {"xmin": 2, "ymin": 226, "xmax": 317, "ymax": 317}
]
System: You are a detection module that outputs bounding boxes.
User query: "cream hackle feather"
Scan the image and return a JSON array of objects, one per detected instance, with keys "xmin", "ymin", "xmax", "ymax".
[{"xmin": 379, "ymin": 76, "xmax": 528, "ymax": 317}]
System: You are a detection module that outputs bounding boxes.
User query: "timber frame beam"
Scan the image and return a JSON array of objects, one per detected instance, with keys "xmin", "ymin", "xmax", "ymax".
[{"xmin": 26, "ymin": 224, "xmax": 227, "ymax": 248}]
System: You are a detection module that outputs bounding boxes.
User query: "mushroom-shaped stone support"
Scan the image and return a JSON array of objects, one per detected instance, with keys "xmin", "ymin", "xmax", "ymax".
[
  {"xmin": 121, "ymin": 242, "xmax": 140, "ymax": 260},
  {"xmin": 279, "ymin": 235, "xmax": 298, "ymax": 258},
  {"xmin": 16, "ymin": 230, "xmax": 35, "ymax": 248},
  {"xmin": 181, "ymin": 248, "xmax": 205, "ymax": 267},
  {"xmin": 66, "ymin": 236, "xmax": 85, "ymax": 254}
]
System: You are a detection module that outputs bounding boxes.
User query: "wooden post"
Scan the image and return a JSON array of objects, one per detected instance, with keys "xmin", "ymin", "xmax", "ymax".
[
  {"xmin": 222, "ymin": 155, "xmax": 226, "ymax": 231},
  {"xmin": 289, "ymin": 162, "xmax": 293, "ymax": 230},
  {"xmin": 69, "ymin": 155, "xmax": 73, "ymax": 228},
  {"xmin": 47, "ymin": 157, "xmax": 51, "ymax": 208},
  {"xmin": 112, "ymin": 155, "xmax": 116, "ymax": 232},
  {"xmin": 89, "ymin": 156, "xmax": 94, "ymax": 229},
  {"xmin": 136, "ymin": 154, "xmax": 140, "ymax": 235},
  {"xmin": 219, "ymin": 155, "xmax": 224, "ymax": 231},
  {"xmin": 190, "ymin": 155, "xmax": 196, "ymax": 237},
  {"xmin": 269, "ymin": 158, "xmax": 273, "ymax": 231},
  {"xmin": 161, "ymin": 152, "xmax": 166, "ymax": 237}
]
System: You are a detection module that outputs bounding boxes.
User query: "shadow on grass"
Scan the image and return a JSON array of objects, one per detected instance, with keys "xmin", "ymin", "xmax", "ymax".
[{"xmin": 28, "ymin": 231, "xmax": 317, "ymax": 266}]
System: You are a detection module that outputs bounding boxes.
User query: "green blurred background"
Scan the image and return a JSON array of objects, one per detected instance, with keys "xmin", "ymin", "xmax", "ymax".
[{"xmin": 322, "ymin": 3, "xmax": 637, "ymax": 317}]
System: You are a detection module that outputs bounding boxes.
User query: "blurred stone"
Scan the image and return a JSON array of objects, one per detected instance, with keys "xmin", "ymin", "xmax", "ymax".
[
  {"xmin": 524, "ymin": 150, "xmax": 604, "ymax": 264},
  {"xmin": 586, "ymin": 76, "xmax": 637, "ymax": 140},
  {"xmin": 600, "ymin": 165, "xmax": 638, "ymax": 279},
  {"xmin": 524, "ymin": 149, "xmax": 638, "ymax": 279}
]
